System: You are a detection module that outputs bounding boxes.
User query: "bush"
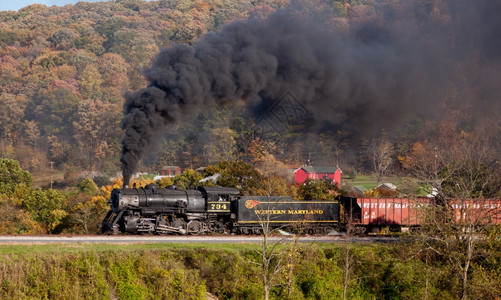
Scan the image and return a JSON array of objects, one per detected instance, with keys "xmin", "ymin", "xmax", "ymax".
[
  {"xmin": 77, "ymin": 178, "xmax": 99, "ymax": 196},
  {"xmin": 0, "ymin": 243, "xmax": 499, "ymax": 299}
]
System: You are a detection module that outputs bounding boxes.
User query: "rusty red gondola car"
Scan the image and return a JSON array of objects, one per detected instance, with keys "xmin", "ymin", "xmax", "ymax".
[{"xmin": 341, "ymin": 197, "xmax": 501, "ymax": 233}]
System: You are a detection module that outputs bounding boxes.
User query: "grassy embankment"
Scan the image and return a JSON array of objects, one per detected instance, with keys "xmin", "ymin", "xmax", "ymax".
[{"xmin": 0, "ymin": 241, "xmax": 499, "ymax": 299}]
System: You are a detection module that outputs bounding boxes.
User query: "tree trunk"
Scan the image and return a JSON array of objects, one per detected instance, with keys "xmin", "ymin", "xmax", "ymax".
[
  {"xmin": 424, "ymin": 252, "xmax": 429, "ymax": 300},
  {"xmin": 343, "ymin": 243, "xmax": 350, "ymax": 300},
  {"xmin": 461, "ymin": 234, "xmax": 473, "ymax": 300},
  {"xmin": 263, "ymin": 285, "xmax": 269, "ymax": 300},
  {"xmin": 262, "ymin": 225, "xmax": 270, "ymax": 300},
  {"xmin": 343, "ymin": 208, "xmax": 353, "ymax": 300}
]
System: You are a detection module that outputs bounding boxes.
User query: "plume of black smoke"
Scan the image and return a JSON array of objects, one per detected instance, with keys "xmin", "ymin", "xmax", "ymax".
[{"xmin": 120, "ymin": 1, "xmax": 501, "ymax": 186}]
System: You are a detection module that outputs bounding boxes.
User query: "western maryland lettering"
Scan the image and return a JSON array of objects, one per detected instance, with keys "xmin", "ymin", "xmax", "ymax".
[{"xmin": 238, "ymin": 199, "xmax": 339, "ymax": 223}]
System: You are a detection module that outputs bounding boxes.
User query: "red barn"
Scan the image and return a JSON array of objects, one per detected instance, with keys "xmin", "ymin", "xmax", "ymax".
[
  {"xmin": 294, "ymin": 166, "xmax": 342, "ymax": 188},
  {"xmin": 159, "ymin": 166, "xmax": 182, "ymax": 176}
]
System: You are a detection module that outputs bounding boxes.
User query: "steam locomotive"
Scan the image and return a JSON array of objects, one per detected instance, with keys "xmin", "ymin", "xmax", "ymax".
[
  {"xmin": 98, "ymin": 184, "xmax": 340, "ymax": 235},
  {"xmin": 99, "ymin": 184, "xmax": 501, "ymax": 235}
]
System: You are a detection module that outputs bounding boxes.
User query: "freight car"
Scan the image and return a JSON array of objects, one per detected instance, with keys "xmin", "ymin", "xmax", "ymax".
[
  {"xmin": 99, "ymin": 185, "xmax": 340, "ymax": 235},
  {"xmin": 340, "ymin": 196, "xmax": 501, "ymax": 234},
  {"xmin": 340, "ymin": 197, "xmax": 431, "ymax": 234}
]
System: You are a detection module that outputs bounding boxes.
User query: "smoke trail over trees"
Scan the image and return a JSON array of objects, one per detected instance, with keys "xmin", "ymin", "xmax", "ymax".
[{"xmin": 120, "ymin": 0, "xmax": 501, "ymax": 185}]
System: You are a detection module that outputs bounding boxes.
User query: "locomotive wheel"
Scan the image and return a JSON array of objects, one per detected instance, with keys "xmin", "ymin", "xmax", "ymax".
[
  {"xmin": 352, "ymin": 227, "xmax": 366, "ymax": 235},
  {"xmin": 212, "ymin": 221, "xmax": 225, "ymax": 234},
  {"xmin": 172, "ymin": 219, "xmax": 187, "ymax": 235},
  {"xmin": 187, "ymin": 221, "xmax": 202, "ymax": 235}
]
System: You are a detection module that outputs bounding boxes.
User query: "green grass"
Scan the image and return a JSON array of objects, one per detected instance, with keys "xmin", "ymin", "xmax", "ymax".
[
  {"xmin": 353, "ymin": 182, "xmax": 377, "ymax": 189},
  {"xmin": 343, "ymin": 174, "xmax": 434, "ymax": 196},
  {"xmin": 0, "ymin": 240, "xmax": 366, "ymax": 256},
  {"xmin": 138, "ymin": 174, "xmax": 157, "ymax": 180},
  {"xmin": 342, "ymin": 174, "xmax": 378, "ymax": 191},
  {"xmin": 350, "ymin": 175, "xmax": 377, "ymax": 181},
  {"xmin": 0, "ymin": 242, "xmax": 263, "ymax": 255}
]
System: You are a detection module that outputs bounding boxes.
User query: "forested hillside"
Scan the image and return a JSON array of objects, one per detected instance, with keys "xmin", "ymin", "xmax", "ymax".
[
  {"xmin": 0, "ymin": 0, "xmax": 290, "ymax": 178},
  {"xmin": 0, "ymin": 0, "xmax": 500, "ymax": 194}
]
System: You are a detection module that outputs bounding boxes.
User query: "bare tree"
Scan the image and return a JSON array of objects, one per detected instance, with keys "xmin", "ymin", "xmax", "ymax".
[
  {"xmin": 257, "ymin": 196, "xmax": 286, "ymax": 300},
  {"xmin": 368, "ymin": 136, "xmax": 394, "ymax": 185},
  {"xmin": 252, "ymin": 174, "xmax": 303, "ymax": 300},
  {"xmin": 284, "ymin": 233, "xmax": 300, "ymax": 298},
  {"xmin": 437, "ymin": 139, "xmax": 496, "ymax": 300},
  {"xmin": 342, "ymin": 204, "xmax": 355, "ymax": 300},
  {"xmin": 405, "ymin": 129, "xmax": 500, "ymax": 299}
]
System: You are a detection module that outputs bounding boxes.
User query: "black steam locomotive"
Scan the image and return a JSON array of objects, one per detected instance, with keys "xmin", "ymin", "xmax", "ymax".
[{"xmin": 99, "ymin": 184, "xmax": 340, "ymax": 235}]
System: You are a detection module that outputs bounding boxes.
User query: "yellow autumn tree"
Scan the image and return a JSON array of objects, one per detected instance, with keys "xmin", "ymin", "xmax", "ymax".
[
  {"xmin": 78, "ymin": 64, "xmax": 103, "ymax": 100},
  {"xmin": 70, "ymin": 195, "xmax": 109, "ymax": 234}
]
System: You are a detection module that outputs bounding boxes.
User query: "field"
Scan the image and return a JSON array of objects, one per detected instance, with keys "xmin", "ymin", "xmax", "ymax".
[{"xmin": 342, "ymin": 174, "xmax": 432, "ymax": 197}]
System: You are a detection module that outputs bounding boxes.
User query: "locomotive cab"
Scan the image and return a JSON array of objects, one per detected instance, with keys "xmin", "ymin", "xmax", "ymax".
[
  {"xmin": 198, "ymin": 186, "xmax": 240, "ymax": 215},
  {"xmin": 198, "ymin": 186, "xmax": 240, "ymax": 201}
]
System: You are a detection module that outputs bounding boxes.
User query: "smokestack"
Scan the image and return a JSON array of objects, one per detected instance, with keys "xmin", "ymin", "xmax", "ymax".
[{"xmin": 120, "ymin": 1, "xmax": 501, "ymax": 179}]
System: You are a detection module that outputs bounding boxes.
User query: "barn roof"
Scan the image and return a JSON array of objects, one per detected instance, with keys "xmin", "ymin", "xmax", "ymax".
[
  {"xmin": 161, "ymin": 166, "xmax": 181, "ymax": 170},
  {"xmin": 376, "ymin": 183, "xmax": 397, "ymax": 190},
  {"xmin": 296, "ymin": 166, "xmax": 341, "ymax": 174}
]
